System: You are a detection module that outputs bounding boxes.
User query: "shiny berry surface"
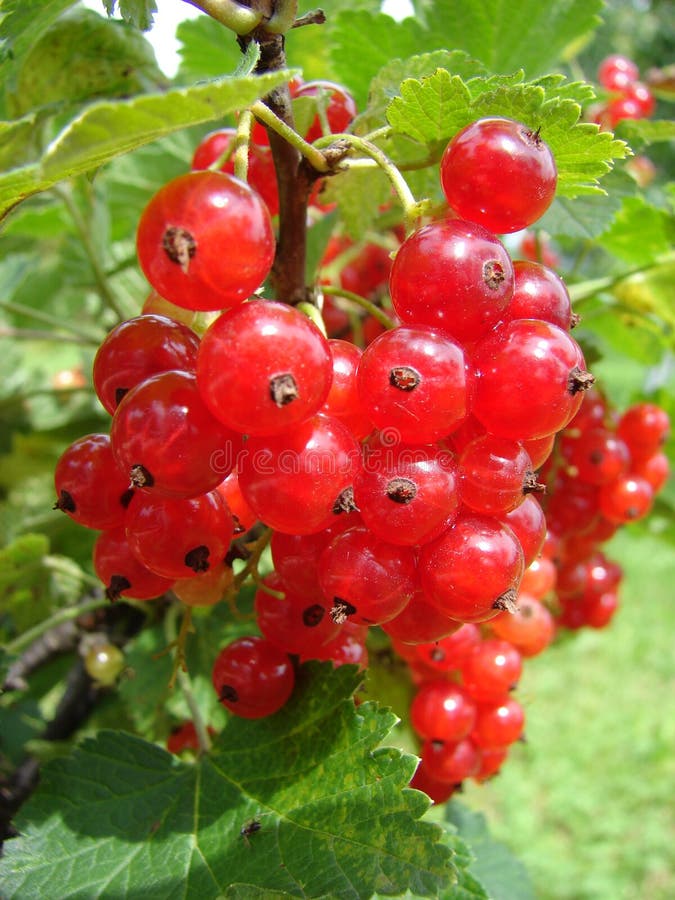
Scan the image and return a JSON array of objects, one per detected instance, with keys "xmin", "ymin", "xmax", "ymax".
[
  {"xmin": 125, "ymin": 490, "xmax": 234, "ymax": 580},
  {"xmin": 238, "ymin": 415, "xmax": 361, "ymax": 535},
  {"xmin": 54, "ymin": 433, "xmax": 133, "ymax": 530},
  {"xmin": 471, "ymin": 319, "xmax": 592, "ymax": 440},
  {"xmin": 93, "ymin": 314, "xmax": 200, "ymax": 415},
  {"xmin": 318, "ymin": 526, "xmax": 418, "ymax": 626},
  {"xmin": 354, "ymin": 443, "xmax": 460, "ymax": 546},
  {"xmin": 418, "ymin": 514, "xmax": 525, "ymax": 623},
  {"xmin": 390, "ymin": 219, "xmax": 514, "ymax": 343},
  {"xmin": 356, "ymin": 324, "xmax": 471, "ymax": 442},
  {"xmin": 136, "ymin": 171, "xmax": 275, "ymax": 311},
  {"xmin": 440, "ymin": 117, "xmax": 557, "ymax": 233},
  {"xmin": 212, "ymin": 636, "xmax": 294, "ymax": 719},
  {"xmin": 111, "ymin": 370, "xmax": 240, "ymax": 499},
  {"xmin": 93, "ymin": 527, "xmax": 174, "ymax": 602},
  {"xmin": 197, "ymin": 300, "xmax": 333, "ymax": 437}
]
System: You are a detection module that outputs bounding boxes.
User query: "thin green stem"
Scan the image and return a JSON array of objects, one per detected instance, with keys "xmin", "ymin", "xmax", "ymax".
[
  {"xmin": 0, "ymin": 326, "xmax": 99, "ymax": 346},
  {"xmin": 0, "ymin": 298, "xmax": 103, "ymax": 343},
  {"xmin": 234, "ymin": 109, "xmax": 253, "ymax": 183},
  {"xmin": 250, "ymin": 100, "xmax": 330, "ymax": 173},
  {"xmin": 321, "ymin": 284, "xmax": 396, "ymax": 330},
  {"xmin": 4, "ymin": 600, "xmax": 107, "ymax": 656},
  {"xmin": 176, "ymin": 667, "xmax": 212, "ymax": 754},
  {"xmin": 362, "ymin": 125, "xmax": 393, "ymax": 143},
  {"xmin": 569, "ymin": 252, "xmax": 675, "ymax": 304},
  {"xmin": 55, "ymin": 184, "xmax": 127, "ymax": 322},
  {"xmin": 315, "ymin": 133, "xmax": 420, "ymax": 230}
]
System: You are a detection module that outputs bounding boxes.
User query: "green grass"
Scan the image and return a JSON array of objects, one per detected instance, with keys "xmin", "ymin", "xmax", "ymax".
[{"xmin": 461, "ymin": 527, "xmax": 675, "ymax": 899}]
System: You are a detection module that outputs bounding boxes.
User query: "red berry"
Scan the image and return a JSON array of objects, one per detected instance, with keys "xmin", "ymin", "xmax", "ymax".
[
  {"xmin": 293, "ymin": 80, "xmax": 357, "ymax": 142},
  {"xmin": 93, "ymin": 527, "xmax": 174, "ymax": 602},
  {"xmin": 412, "ymin": 623, "xmax": 481, "ymax": 674},
  {"xmin": 461, "ymin": 638, "xmax": 523, "ymax": 703},
  {"xmin": 54, "ymin": 433, "xmax": 133, "ymax": 530},
  {"xmin": 598, "ymin": 54, "xmax": 640, "ymax": 92},
  {"xmin": 458, "ymin": 434, "xmax": 540, "ymax": 516},
  {"xmin": 617, "ymin": 403, "xmax": 670, "ymax": 461},
  {"xmin": 318, "ymin": 526, "xmax": 418, "ymax": 626},
  {"xmin": 489, "ymin": 593, "xmax": 554, "ymax": 657},
  {"xmin": 471, "ymin": 319, "xmax": 593, "ymax": 440},
  {"xmin": 598, "ymin": 474, "xmax": 654, "ymax": 524},
  {"xmin": 382, "ymin": 590, "xmax": 461, "ymax": 645},
  {"xmin": 498, "ymin": 495, "xmax": 547, "ymax": 568},
  {"xmin": 197, "ymin": 300, "xmax": 333, "ymax": 437},
  {"xmin": 125, "ymin": 490, "xmax": 235, "ymax": 579},
  {"xmin": 192, "ymin": 128, "xmax": 279, "ymax": 215},
  {"xmin": 418, "ymin": 513, "xmax": 525, "ymax": 623},
  {"xmin": 254, "ymin": 572, "xmax": 341, "ymax": 655},
  {"xmin": 238, "ymin": 414, "xmax": 361, "ymax": 535},
  {"xmin": 111, "ymin": 370, "xmax": 240, "ymax": 499},
  {"xmin": 472, "ymin": 697, "xmax": 525, "ymax": 749},
  {"xmin": 389, "ymin": 219, "xmax": 514, "ymax": 343},
  {"xmin": 356, "ymin": 324, "xmax": 471, "ymax": 442},
  {"xmin": 421, "ymin": 737, "xmax": 481, "ymax": 784},
  {"xmin": 136, "ymin": 171, "xmax": 275, "ymax": 311},
  {"xmin": 440, "ymin": 118, "xmax": 557, "ymax": 233},
  {"xmin": 354, "ymin": 443, "xmax": 460, "ymax": 546},
  {"xmin": 212, "ymin": 635, "xmax": 294, "ymax": 719},
  {"xmin": 410, "ymin": 681, "xmax": 477, "ymax": 743},
  {"xmin": 505, "ymin": 260, "xmax": 573, "ymax": 331},
  {"xmin": 93, "ymin": 314, "xmax": 200, "ymax": 415}
]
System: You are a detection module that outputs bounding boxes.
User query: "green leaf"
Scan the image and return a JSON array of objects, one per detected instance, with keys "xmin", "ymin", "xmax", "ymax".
[
  {"xmin": 386, "ymin": 71, "xmax": 628, "ymax": 198},
  {"xmin": 0, "ymin": 0, "xmax": 76, "ymax": 74},
  {"xmin": 330, "ymin": 12, "xmax": 428, "ymax": 109},
  {"xmin": 387, "ymin": 69, "xmax": 472, "ymax": 144},
  {"xmin": 538, "ymin": 170, "xmax": 637, "ymax": 239},
  {"xmin": 321, "ymin": 162, "xmax": 392, "ymax": 240},
  {"xmin": 598, "ymin": 195, "xmax": 675, "ymax": 266},
  {"xmin": 4, "ymin": 664, "xmax": 458, "ymax": 899},
  {"xmin": 424, "ymin": 0, "xmax": 604, "ymax": 78},
  {"xmin": 103, "ymin": 0, "xmax": 157, "ymax": 31},
  {"xmin": 614, "ymin": 117, "xmax": 675, "ymax": 150},
  {"xmin": 0, "ymin": 69, "xmax": 293, "ymax": 220},
  {"xmin": 175, "ymin": 14, "xmax": 243, "ymax": 84},
  {"xmin": 445, "ymin": 801, "xmax": 535, "ymax": 900},
  {"xmin": 5, "ymin": 8, "xmax": 167, "ymax": 117},
  {"xmin": 358, "ymin": 51, "xmax": 488, "ymax": 134}
]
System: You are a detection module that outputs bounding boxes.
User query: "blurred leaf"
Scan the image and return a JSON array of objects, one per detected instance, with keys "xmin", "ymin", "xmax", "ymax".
[
  {"xmin": 424, "ymin": 0, "xmax": 603, "ymax": 78},
  {"xmin": 103, "ymin": 0, "xmax": 157, "ymax": 31},
  {"xmin": 330, "ymin": 12, "xmax": 429, "ymax": 109},
  {"xmin": 0, "ymin": 0, "xmax": 76, "ymax": 78},
  {"xmin": 175, "ymin": 14, "xmax": 244, "ymax": 84},
  {"xmin": 0, "ymin": 68, "xmax": 293, "ymax": 219},
  {"xmin": 321, "ymin": 162, "xmax": 392, "ymax": 240},
  {"xmin": 329, "ymin": 0, "xmax": 603, "ymax": 109},
  {"xmin": 445, "ymin": 801, "xmax": 535, "ymax": 900},
  {"xmin": 5, "ymin": 8, "xmax": 167, "ymax": 117},
  {"xmin": 598, "ymin": 195, "xmax": 675, "ymax": 266},
  {"xmin": 357, "ymin": 50, "xmax": 488, "ymax": 134},
  {"xmin": 538, "ymin": 169, "xmax": 636, "ymax": 238},
  {"xmin": 4, "ymin": 664, "xmax": 462, "ymax": 899},
  {"xmin": 614, "ymin": 118, "xmax": 675, "ymax": 150}
]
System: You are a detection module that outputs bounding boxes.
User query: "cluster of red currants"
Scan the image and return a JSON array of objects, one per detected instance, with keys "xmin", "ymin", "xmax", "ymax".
[
  {"xmin": 392, "ymin": 392, "xmax": 669, "ymax": 801},
  {"xmin": 539, "ymin": 392, "xmax": 670, "ymax": 630},
  {"xmin": 592, "ymin": 53, "xmax": 656, "ymax": 129}
]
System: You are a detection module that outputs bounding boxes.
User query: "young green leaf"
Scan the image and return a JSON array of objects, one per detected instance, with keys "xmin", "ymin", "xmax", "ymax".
[
  {"xmin": 386, "ymin": 70, "xmax": 628, "ymax": 197},
  {"xmin": 3, "ymin": 663, "xmax": 460, "ymax": 899}
]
